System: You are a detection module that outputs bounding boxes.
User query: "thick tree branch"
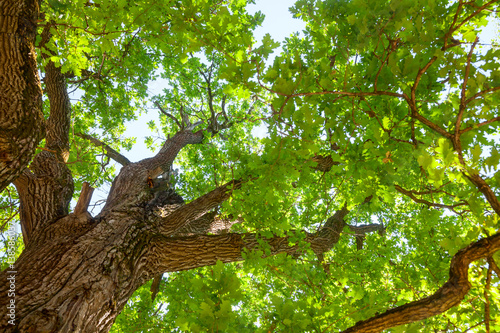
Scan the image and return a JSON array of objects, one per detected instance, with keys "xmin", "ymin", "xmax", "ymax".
[
  {"xmin": 311, "ymin": 154, "xmax": 339, "ymax": 172},
  {"xmin": 74, "ymin": 182, "xmax": 94, "ymax": 214},
  {"xmin": 76, "ymin": 132, "xmax": 131, "ymax": 166},
  {"xmin": 342, "ymin": 232, "xmax": 500, "ymax": 333},
  {"xmin": 149, "ymin": 233, "xmax": 251, "ymax": 272},
  {"xmin": 13, "ymin": 156, "xmax": 73, "ymax": 247},
  {"xmin": 0, "ymin": 0, "xmax": 45, "ymax": 192},
  {"xmin": 172, "ymin": 211, "xmax": 239, "ymax": 236},
  {"xmin": 41, "ymin": 24, "xmax": 72, "ymax": 162},
  {"xmin": 463, "ymin": 173, "xmax": 500, "ymax": 216},
  {"xmin": 312, "ymin": 205, "xmax": 350, "ymax": 253},
  {"xmin": 148, "ymin": 198, "xmax": 381, "ymax": 270},
  {"xmin": 103, "ymin": 129, "xmax": 205, "ymax": 211},
  {"xmin": 148, "ymin": 207, "xmax": 383, "ymax": 274},
  {"xmin": 158, "ymin": 179, "xmax": 243, "ymax": 235},
  {"xmin": 152, "ymin": 130, "xmax": 204, "ymax": 174},
  {"xmin": 349, "ymin": 224, "xmax": 386, "ymax": 250},
  {"xmin": 8, "ymin": 22, "xmax": 77, "ymax": 246},
  {"xmin": 11, "ymin": 24, "xmax": 75, "ymax": 246},
  {"xmin": 150, "ymin": 275, "xmax": 162, "ymax": 301}
]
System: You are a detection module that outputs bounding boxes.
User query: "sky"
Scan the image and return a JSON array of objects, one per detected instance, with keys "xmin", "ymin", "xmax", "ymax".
[
  {"xmin": 124, "ymin": 0, "xmax": 305, "ymax": 159},
  {"xmin": 121, "ymin": 0, "xmax": 304, "ymax": 154},
  {"xmin": 247, "ymin": 0, "xmax": 306, "ymax": 48},
  {"xmin": 88, "ymin": 0, "xmax": 307, "ymax": 212},
  {"xmin": 81, "ymin": 1, "xmax": 499, "ymax": 213}
]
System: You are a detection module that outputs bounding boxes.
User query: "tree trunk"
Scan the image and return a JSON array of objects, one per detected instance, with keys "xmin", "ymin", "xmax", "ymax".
[
  {"xmin": 0, "ymin": 160, "xmax": 385, "ymax": 333},
  {"xmin": 0, "ymin": 212, "xmax": 154, "ymax": 332},
  {"xmin": 0, "ymin": 0, "xmax": 45, "ymax": 192},
  {"xmin": 2, "ymin": 3, "xmax": 497, "ymax": 330}
]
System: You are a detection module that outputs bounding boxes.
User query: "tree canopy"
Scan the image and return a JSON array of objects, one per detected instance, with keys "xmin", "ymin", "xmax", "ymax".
[{"xmin": 1, "ymin": 0, "xmax": 500, "ymax": 332}]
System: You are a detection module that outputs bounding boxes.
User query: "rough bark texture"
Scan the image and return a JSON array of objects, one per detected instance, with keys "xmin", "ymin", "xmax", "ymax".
[
  {"xmin": 0, "ymin": 0, "xmax": 45, "ymax": 192},
  {"xmin": 1, "ymin": 113, "xmax": 498, "ymax": 333},
  {"xmin": 0, "ymin": 173, "xmax": 382, "ymax": 332},
  {"xmin": 12, "ymin": 26, "xmax": 74, "ymax": 246},
  {"xmin": 0, "ymin": 120, "xmax": 222, "ymax": 331},
  {"xmin": 0, "ymin": 212, "xmax": 151, "ymax": 332},
  {"xmin": 0, "ymin": 2, "xmax": 499, "ymax": 332},
  {"xmin": 40, "ymin": 25, "xmax": 71, "ymax": 161}
]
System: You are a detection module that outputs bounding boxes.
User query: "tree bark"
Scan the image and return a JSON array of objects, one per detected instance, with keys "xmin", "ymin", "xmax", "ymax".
[
  {"xmin": 0, "ymin": 212, "xmax": 152, "ymax": 332},
  {"xmin": 0, "ymin": 116, "xmax": 210, "ymax": 331},
  {"xmin": 0, "ymin": 148, "xmax": 385, "ymax": 333},
  {"xmin": 13, "ymin": 25, "xmax": 74, "ymax": 246},
  {"xmin": 1, "ymin": 3, "xmax": 498, "ymax": 331},
  {"xmin": 0, "ymin": 0, "xmax": 45, "ymax": 192}
]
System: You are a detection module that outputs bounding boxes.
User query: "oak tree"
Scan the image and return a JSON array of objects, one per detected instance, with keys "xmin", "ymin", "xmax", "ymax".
[{"xmin": 1, "ymin": 0, "xmax": 500, "ymax": 332}]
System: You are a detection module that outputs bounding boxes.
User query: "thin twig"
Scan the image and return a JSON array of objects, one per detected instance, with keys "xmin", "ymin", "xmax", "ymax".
[
  {"xmin": 75, "ymin": 133, "xmax": 131, "ymax": 166},
  {"xmin": 484, "ymin": 257, "xmax": 493, "ymax": 333},
  {"xmin": 395, "ymin": 185, "xmax": 468, "ymax": 211},
  {"xmin": 456, "ymin": 37, "xmax": 479, "ymax": 139},
  {"xmin": 154, "ymin": 101, "xmax": 182, "ymax": 129}
]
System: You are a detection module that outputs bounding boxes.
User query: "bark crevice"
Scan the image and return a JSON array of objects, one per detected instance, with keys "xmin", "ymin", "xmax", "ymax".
[
  {"xmin": 147, "ymin": 203, "xmax": 384, "ymax": 274},
  {"xmin": 12, "ymin": 24, "xmax": 75, "ymax": 246},
  {"xmin": 0, "ymin": 0, "xmax": 45, "ymax": 192}
]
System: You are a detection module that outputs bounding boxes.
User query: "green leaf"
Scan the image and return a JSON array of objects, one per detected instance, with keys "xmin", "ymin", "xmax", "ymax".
[
  {"xmin": 417, "ymin": 151, "xmax": 433, "ymax": 170},
  {"xmin": 471, "ymin": 144, "xmax": 481, "ymax": 163}
]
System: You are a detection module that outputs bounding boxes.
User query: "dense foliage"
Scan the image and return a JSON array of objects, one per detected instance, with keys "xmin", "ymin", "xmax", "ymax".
[{"xmin": 1, "ymin": 0, "xmax": 500, "ymax": 332}]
